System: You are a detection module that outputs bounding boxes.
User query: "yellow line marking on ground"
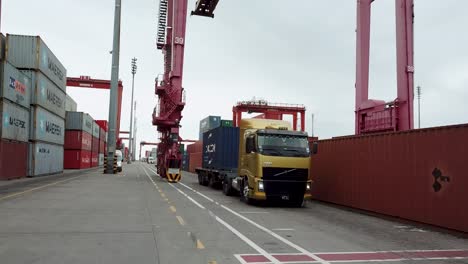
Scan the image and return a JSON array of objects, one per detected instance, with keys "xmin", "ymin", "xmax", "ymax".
[
  {"xmin": 0, "ymin": 175, "xmax": 82, "ymax": 202},
  {"xmin": 196, "ymin": 239, "xmax": 205, "ymax": 249},
  {"xmin": 176, "ymin": 215, "xmax": 186, "ymax": 226},
  {"xmin": 169, "ymin": 206, "xmax": 176, "ymax": 213},
  {"xmin": 161, "ymin": 193, "xmax": 166, "ymax": 198},
  {"xmin": 208, "ymin": 261, "xmax": 217, "ymax": 264}
]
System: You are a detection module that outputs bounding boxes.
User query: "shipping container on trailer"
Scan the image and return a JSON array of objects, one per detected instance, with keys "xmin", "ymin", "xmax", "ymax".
[
  {"xmin": 92, "ymin": 121, "xmax": 100, "ymax": 139},
  {"xmin": 91, "ymin": 152, "xmax": 98, "ymax": 167},
  {"xmin": 64, "ymin": 130, "xmax": 92, "ymax": 150},
  {"xmin": 202, "ymin": 126, "xmax": 239, "ymax": 170},
  {"xmin": 0, "ymin": 139, "xmax": 27, "ymax": 180},
  {"xmin": 21, "ymin": 70, "xmax": 66, "ymax": 118},
  {"xmin": 65, "ymin": 94, "xmax": 77, "ymax": 112},
  {"xmin": 1, "ymin": 61, "xmax": 32, "ymax": 109},
  {"xmin": 199, "ymin": 115, "xmax": 221, "ymax": 140},
  {"xmin": 65, "ymin": 111, "xmax": 93, "ymax": 135},
  {"xmin": 98, "ymin": 153, "xmax": 104, "ymax": 166},
  {"xmin": 28, "ymin": 142, "xmax": 64, "ymax": 177},
  {"xmin": 95, "ymin": 120, "xmax": 108, "ymax": 132},
  {"xmin": 92, "ymin": 137, "xmax": 99, "ymax": 153},
  {"xmin": 64, "ymin": 150, "xmax": 91, "ymax": 169},
  {"xmin": 30, "ymin": 106, "xmax": 64, "ymax": 145},
  {"xmin": 310, "ymin": 124, "xmax": 468, "ymax": 233},
  {"xmin": 5, "ymin": 34, "xmax": 67, "ymax": 90},
  {"xmin": 0, "ymin": 99, "xmax": 30, "ymax": 142}
]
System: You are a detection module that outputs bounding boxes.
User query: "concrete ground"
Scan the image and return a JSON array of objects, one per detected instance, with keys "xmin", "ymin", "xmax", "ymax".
[{"xmin": 0, "ymin": 162, "xmax": 467, "ymax": 264}]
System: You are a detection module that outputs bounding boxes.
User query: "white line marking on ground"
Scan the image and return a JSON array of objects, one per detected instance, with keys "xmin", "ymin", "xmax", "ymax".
[
  {"xmin": 179, "ymin": 182, "xmax": 215, "ymax": 202},
  {"xmin": 272, "ymin": 228, "xmax": 295, "ymax": 231},
  {"xmin": 240, "ymin": 211, "xmax": 270, "ymax": 214}
]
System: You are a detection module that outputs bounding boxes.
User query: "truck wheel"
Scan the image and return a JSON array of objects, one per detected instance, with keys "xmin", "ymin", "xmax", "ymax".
[
  {"xmin": 240, "ymin": 177, "xmax": 252, "ymax": 204},
  {"xmin": 201, "ymin": 173, "xmax": 209, "ymax": 186},
  {"xmin": 291, "ymin": 198, "xmax": 305, "ymax": 208},
  {"xmin": 197, "ymin": 174, "xmax": 202, "ymax": 185},
  {"xmin": 222, "ymin": 179, "xmax": 233, "ymax": 196},
  {"xmin": 209, "ymin": 175, "xmax": 216, "ymax": 188}
]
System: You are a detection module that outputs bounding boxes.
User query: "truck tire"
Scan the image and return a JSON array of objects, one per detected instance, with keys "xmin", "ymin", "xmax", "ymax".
[
  {"xmin": 222, "ymin": 179, "xmax": 234, "ymax": 196},
  {"xmin": 209, "ymin": 174, "xmax": 216, "ymax": 188},
  {"xmin": 201, "ymin": 173, "xmax": 209, "ymax": 186},
  {"xmin": 240, "ymin": 177, "xmax": 252, "ymax": 205},
  {"xmin": 197, "ymin": 174, "xmax": 203, "ymax": 185}
]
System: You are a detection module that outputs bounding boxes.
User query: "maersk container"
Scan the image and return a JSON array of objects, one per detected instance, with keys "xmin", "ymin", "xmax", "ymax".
[
  {"xmin": 21, "ymin": 70, "xmax": 66, "ymax": 118},
  {"xmin": 65, "ymin": 94, "xmax": 77, "ymax": 112},
  {"xmin": 65, "ymin": 111, "xmax": 93, "ymax": 135},
  {"xmin": 199, "ymin": 115, "xmax": 221, "ymax": 139},
  {"xmin": 0, "ymin": 34, "xmax": 5, "ymax": 60},
  {"xmin": 0, "ymin": 139, "xmax": 28, "ymax": 180},
  {"xmin": 92, "ymin": 137, "xmax": 99, "ymax": 153},
  {"xmin": 91, "ymin": 152, "xmax": 98, "ymax": 167},
  {"xmin": 202, "ymin": 126, "xmax": 239, "ymax": 170},
  {"xmin": 28, "ymin": 142, "xmax": 64, "ymax": 177},
  {"xmin": 6, "ymin": 34, "xmax": 67, "ymax": 90},
  {"xmin": 0, "ymin": 61, "xmax": 32, "ymax": 109},
  {"xmin": 0, "ymin": 99, "xmax": 30, "ymax": 142},
  {"xmin": 64, "ymin": 150, "xmax": 91, "ymax": 169},
  {"xmin": 92, "ymin": 121, "xmax": 100, "ymax": 138},
  {"xmin": 64, "ymin": 130, "xmax": 92, "ymax": 150},
  {"xmin": 30, "ymin": 106, "xmax": 65, "ymax": 145}
]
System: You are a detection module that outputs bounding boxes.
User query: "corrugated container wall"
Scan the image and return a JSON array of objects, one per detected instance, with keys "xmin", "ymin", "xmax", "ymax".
[
  {"xmin": 65, "ymin": 111, "xmax": 93, "ymax": 135},
  {"xmin": 310, "ymin": 124, "xmax": 468, "ymax": 233},
  {"xmin": 64, "ymin": 150, "xmax": 91, "ymax": 169},
  {"xmin": 99, "ymin": 127, "xmax": 105, "ymax": 141},
  {"xmin": 65, "ymin": 94, "xmax": 77, "ymax": 112},
  {"xmin": 1, "ymin": 61, "xmax": 32, "ymax": 109},
  {"xmin": 64, "ymin": 130, "xmax": 92, "ymax": 150},
  {"xmin": 0, "ymin": 34, "xmax": 5, "ymax": 60},
  {"xmin": 92, "ymin": 137, "xmax": 99, "ymax": 153},
  {"xmin": 28, "ymin": 142, "xmax": 64, "ymax": 177},
  {"xmin": 91, "ymin": 152, "xmax": 98, "ymax": 167},
  {"xmin": 92, "ymin": 121, "xmax": 100, "ymax": 138},
  {"xmin": 5, "ymin": 34, "xmax": 67, "ymax": 90},
  {"xmin": 189, "ymin": 152, "xmax": 202, "ymax": 173},
  {"xmin": 0, "ymin": 99, "xmax": 30, "ymax": 142},
  {"xmin": 95, "ymin": 120, "xmax": 108, "ymax": 132},
  {"xmin": 202, "ymin": 126, "xmax": 239, "ymax": 170},
  {"xmin": 199, "ymin": 116, "xmax": 221, "ymax": 140},
  {"xmin": 187, "ymin": 141, "xmax": 203, "ymax": 154},
  {"xmin": 30, "ymin": 106, "xmax": 64, "ymax": 145},
  {"xmin": 0, "ymin": 139, "xmax": 28, "ymax": 180},
  {"xmin": 21, "ymin": 70, "xmax": 66, "ymax": 118}
]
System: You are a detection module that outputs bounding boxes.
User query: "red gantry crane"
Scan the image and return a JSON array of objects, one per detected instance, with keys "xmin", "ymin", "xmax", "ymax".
[{"xmin": 153, "ymin": 0, "xmax": 414, "ymax": 182}]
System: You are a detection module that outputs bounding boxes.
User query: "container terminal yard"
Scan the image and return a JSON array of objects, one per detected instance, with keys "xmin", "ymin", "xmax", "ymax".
[{"xmin": 1, "ymin": 0, "xmax": 467, "ymax": 264}]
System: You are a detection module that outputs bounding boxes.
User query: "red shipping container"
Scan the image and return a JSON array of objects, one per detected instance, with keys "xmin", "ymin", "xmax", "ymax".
[
  {"xmin": 91, "ymin": 152, "xmax": 98, "ymax": 167},
  {"xmin": 64, "ymin": 150, "xmax": 91, "ymax": 169},
  {"xmin": 99, "ymin": 140, "xmax": 105, "ymax": 154},
  {"xmin": 99, "ymin": 127, "xmax": 106, "ymax": 141},
  {"xmin": 95, "ymin": 120, "xmax": 108, "ymax": 132},
  {"xmin": 189, "ymin": 152, "xmax": 202, "ymax": 173},
  {"xmin": 311, "ymin": 124, "xmax": 468, "ymax": 233},
  {"xmin": 92, "ymin": 137, "xmax": 99, "ymax": 153},
  {"xmin": 64, "ymin": 131, "xmax": 92, "ymax": 150},
  {"xmin": 187, "ymin": 141, "xmax": 203, "ymax": 154},
  {"xmin": 0, "ymin": 139, "xmax": 28, "ymax": 180}
]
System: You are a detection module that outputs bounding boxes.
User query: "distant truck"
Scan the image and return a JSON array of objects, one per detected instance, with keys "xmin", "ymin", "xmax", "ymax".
[{"xmin": 195, "ymin": 119, "xmax": 316, "ymax": 206}]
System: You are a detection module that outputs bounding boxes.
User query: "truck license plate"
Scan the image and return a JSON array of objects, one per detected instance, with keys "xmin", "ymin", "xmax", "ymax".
[{"xmin": 281, "ymin": 195, "xmax": 290, "ymax": 200}]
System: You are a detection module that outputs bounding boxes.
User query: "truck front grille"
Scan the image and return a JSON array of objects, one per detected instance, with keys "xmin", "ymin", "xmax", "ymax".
[{"xmin": 262, "ymin": 167, "xmax": 308, "ymax": 182}]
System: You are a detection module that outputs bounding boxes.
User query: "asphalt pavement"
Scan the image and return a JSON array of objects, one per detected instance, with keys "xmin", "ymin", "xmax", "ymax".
[{"xmin": 0, "ymin": 162, "xmax": 467, "ymax": 264}]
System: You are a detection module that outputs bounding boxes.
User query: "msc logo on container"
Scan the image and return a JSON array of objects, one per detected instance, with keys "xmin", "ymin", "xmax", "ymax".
[
  {"xmin": 9, "ymin": 77, "xmax": 26, "ymax": 95},
  {"xmin": 3, "ymin": 115, "xmax": 26, "ymax": 129},
  {"xmin": 206, "ymin": 144, "xmax": 216, "ymax": 153}
]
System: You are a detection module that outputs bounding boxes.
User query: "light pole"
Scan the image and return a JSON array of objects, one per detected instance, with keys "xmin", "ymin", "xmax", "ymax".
[
  {"xmin": 105, "ymin": 0, "xmax": 122, "ymax": 174},
  {"xmin": 128, "ymin": 57, "xmax": 137, "ymax": 164}
]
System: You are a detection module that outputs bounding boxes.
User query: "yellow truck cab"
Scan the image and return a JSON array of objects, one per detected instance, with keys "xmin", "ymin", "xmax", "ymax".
[{"xmin": 233, "ymin": 119, "xmax": 313, "ymax": 206}]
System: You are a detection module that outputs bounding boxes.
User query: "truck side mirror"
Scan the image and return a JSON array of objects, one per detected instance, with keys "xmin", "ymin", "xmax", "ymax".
[{"xmin": 312, "ymin": 142, "xmax": 318, "ymax": 155}]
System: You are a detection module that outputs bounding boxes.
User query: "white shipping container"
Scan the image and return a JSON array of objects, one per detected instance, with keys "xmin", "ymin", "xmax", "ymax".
[
  {"xmin": 92, "ymin": 121, "xmax": 100, "ymax": 138},
  {"xmin": 6, "ymin": 34, "xmax": 67, "ymax": 90},
  {"xmin": 0, "ymin": 61, "xmax": 32, "ymax": 109},
  {"xmin": 21, "ymin": 70, "xmax": 66, "ymax": 118},
  {"xmin": 65, "ymin": 94, "xmax": 77, "ymax": 112},
  {"xmin": 65, "ymin": 111, "xmax": 93, "ymax": 135},
  {"xmin": 30, "ymin": 106, "xmax": 65, "ymax": 145},
  {"xmin": 28, "ymin": 142, "xmax": 64, "ymax": 177},
  {"xmin": 0, "ymin": 99, "xmax": 29, "ymax": 142}
]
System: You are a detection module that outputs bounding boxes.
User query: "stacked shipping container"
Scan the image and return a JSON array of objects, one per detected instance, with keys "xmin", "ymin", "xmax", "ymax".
[
  {"xmin": 95, "ymin": 120, "xmax": 108, "ymax": 166},
  {"xmin": 5, "ymin": 34, "xmax": 67, "ymax": 177},
  {"xmin": 187, "ymin": 141, "xmax": 203, "ymax": 173},
  {"xmin": 0, "ymin": 34, "xmax": 31, "ymax": 179},
  {"xmin": 64, "ymin": 112, "xmax": 93, "ymax": 169}
]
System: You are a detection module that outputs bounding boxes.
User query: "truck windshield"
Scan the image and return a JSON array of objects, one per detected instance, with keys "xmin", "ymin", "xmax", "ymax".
[{"xmin": 257, "ymin": 134, "xmax": 310, "ymax": 157}]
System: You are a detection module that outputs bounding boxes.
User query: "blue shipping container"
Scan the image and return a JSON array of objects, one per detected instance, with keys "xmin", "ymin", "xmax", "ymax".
[{"xmin": 202, "ymin": 126, "xmax": 239, "ymax": 170}]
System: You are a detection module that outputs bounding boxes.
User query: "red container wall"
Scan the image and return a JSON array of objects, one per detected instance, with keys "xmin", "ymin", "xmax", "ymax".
[
  {"xmin": 187, "ymin": 141, "xmax": 203, "ymax": 154},
  {"xmin": 99, "ymin": 127, "xmax": 106, "ymax": 141},
  {"xmin": 64, "ymin": 150, "xmax": 91, "ymax": 169},
  {"xmin": 0, "ymin": 140, "xmax": 27, "ymax": 180},
  {"xmin": 64, "ymin": 131, "xmax": 92, "ymax": 150},
  {"xmin": 99, "ymin": 140, "xmax": 105, "ymax": 154},
  {"xmin": 91, "ymin": 152, "xmax": 98, "ymax": 167},
  {"xmin": 189, "ymin": 152, "xmax": 202, "ymax": 173},
  {"xmin": 95, "ymin": 120, "xmax": 108, "ymax": 132},
  {"xmin": 91, "ymin": 137, "xmax": 99, "ymax": 153},
  {"xmin": 310, "ymin": 124, "xmax": 468, "ymax": 233}
]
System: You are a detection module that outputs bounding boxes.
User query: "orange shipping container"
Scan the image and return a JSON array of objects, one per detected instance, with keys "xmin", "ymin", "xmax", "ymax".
[{"xmin": 189, "ymin": 152, "xmax": 202, "ymax": 173}]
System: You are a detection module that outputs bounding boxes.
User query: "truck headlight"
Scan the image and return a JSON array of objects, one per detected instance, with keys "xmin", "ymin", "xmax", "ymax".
[
  {"xmin": 306, "ymin": 182, "xmax": 311, "ymax": 191},
  {"xmin": 258, "ymin": 181, "xmax": 264, "ymax": 192}
]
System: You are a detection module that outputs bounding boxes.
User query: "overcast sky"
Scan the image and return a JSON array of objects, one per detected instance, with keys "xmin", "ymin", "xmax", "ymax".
[{"xmin": 4, "ymin": 0, "xmax": 468, "ymax": 155}]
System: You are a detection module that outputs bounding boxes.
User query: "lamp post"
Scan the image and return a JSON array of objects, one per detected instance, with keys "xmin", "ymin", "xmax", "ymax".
[{"xmin": 128, "ymin": 57, "xmax": 137, "ymax": 164}]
